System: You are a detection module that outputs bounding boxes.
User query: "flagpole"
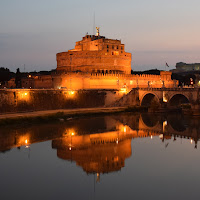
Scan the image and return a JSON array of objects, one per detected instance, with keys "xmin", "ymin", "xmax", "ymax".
[{"xmin": 165, "ymin": 62, "xmax": 169, "ymax": 71}]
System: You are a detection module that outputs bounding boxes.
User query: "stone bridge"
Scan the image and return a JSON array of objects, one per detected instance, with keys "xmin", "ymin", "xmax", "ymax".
[{"xmin": 115, "ymin": 88, "xmax": 200, "ymax": 112}]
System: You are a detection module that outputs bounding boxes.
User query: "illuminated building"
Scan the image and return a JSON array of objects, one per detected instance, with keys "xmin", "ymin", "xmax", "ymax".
[
  {"xmin": 9, "ymin": 28, "xmax": 177, "ymax": 90},
  {"xmin": 55, "ymin": 28, "xmax": 176, "ymax": 90},
  {"xmin": 57, "ymin": 28, "xmax": 131, "ymax": 74}
]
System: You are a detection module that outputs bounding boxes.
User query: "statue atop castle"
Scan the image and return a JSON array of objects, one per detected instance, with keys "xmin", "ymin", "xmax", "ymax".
[{"xmin": 96, "ymin": 27, "xmax": 100, "ymax": 36}]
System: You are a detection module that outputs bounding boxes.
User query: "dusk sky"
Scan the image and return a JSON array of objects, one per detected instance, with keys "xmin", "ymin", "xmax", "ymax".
[{"xmin": 0, "ymin": 0, "xmax": 200, "ymax": 72}]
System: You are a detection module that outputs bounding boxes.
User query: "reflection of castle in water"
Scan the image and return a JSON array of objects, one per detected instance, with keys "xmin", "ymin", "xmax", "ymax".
[
  {"xmin": 52, "ymin": 135, "xmax": 132, "ymax": 174},
  {"xmin": 51, "ymin": 114, "xmax": 200, "ymax": 175},
  {"xmin": 0, "ymin": 114, "xmax": 200, "ymax": 175}
]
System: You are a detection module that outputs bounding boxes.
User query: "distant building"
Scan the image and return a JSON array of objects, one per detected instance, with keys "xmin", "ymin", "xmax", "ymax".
[{"xmin": 176, "ymin": 62, "xmax": 200, "ymax": 72}]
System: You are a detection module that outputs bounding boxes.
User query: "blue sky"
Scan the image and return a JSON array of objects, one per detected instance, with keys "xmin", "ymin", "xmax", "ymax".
[{"xmin": 0, "ymin": 0, "xmax": 200, "ymax": 72}]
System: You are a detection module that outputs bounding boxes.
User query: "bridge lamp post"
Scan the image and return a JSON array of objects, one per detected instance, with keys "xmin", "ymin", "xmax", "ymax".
[{"xmin": 163, "ymin": 121, "xmax": 167, "ymax": 132}]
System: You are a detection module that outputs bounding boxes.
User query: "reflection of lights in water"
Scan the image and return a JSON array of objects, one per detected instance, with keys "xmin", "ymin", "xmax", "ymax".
[
  {"xmin": 114, "ymin": 156, "xmax": 119, "ymax": 162},
  {"xmin": 24, "ymin": 139, "xmax": 30, "ymax": 148},
  {"xmin": 116, "ymin": 138, "xmax": 119, "ymax": 144},
  {"xmin": 159, "ymin": 134, "xmax": 163, "ymax": 139},
  {"xmin": 151, "ymin": 135, "xmax": 153, "ymax": 139},
  {"xmin": 96, "ymin": 173, "xmax": 100, "ymax": 182},
  {"xmin": 69, "ymin": 147, "xmax": 72, "ymax": 151},
  {"xmin": 163, "ymin": 121, "xmax": 167, "ymax": 132},
  {"xmin": 191, "ymin": 139, "xmax": 193, "ymax": 144}
]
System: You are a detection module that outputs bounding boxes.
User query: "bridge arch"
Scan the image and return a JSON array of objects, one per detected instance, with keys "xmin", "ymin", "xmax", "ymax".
[
  {"xmin": 169, "ymin": 94, "xmax": 190, "ymax": 106},
  {"xmin": 141, "ymin": 113, "xmax": 159, "ymax": 128},
  {"xmin": 140, "ymin": 92, "xmax": 160, "ymax": 107}
]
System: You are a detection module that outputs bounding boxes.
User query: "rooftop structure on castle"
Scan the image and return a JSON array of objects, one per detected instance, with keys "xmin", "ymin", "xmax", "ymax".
[{"xmin": 56, "ymin": 28, "xmax": 132, "ymax": 74}]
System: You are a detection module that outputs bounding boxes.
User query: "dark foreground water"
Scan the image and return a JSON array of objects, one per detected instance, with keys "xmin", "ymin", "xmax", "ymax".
[{"xmin": 0, "ymin": 113, "xmax": 200, "ymax": 200}]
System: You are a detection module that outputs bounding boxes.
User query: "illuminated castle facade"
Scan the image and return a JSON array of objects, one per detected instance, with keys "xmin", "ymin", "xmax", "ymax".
[
  {"xmin": 57, "ymin": 28, "xmax": 131, "ymax": 74},
  {"xmin": 17, "ymin": 28, "xmax": 177, "ymax": 90},
  {"xmin": 55, "ymin": 28, "xmax": 176, "ymax": 90}
]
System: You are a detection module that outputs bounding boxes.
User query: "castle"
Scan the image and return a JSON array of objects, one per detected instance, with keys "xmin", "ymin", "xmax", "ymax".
[
  {"xmin": 57, "ymin": 27, "xmax": 131, "ymax": 74},
  {"xmin": 12, "ymin": 28, "xmax": 177, "ymax": 90}
]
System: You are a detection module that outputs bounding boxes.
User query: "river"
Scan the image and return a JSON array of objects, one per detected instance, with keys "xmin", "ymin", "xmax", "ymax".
[{"xmin": 0, "ymin": 113, "xmax": 200, "ymax": 200}]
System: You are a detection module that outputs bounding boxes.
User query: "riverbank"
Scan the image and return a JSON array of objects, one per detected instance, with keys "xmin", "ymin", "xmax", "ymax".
[{"xmin": 0, "ymin": 106, "xmax": 143, "ymax": 126}]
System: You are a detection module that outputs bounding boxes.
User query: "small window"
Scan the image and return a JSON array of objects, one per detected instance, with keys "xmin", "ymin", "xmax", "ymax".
[
  {"xmin": 117, "ymin": 46, "xmax": 118, "ymax": 49},
  {"xmin": 112, "ymin": 45, "xmax": 114, "ymax": 49},
  {"xmin": 107, "ymin": 45, "xmax": 109, "ymax": 48}
]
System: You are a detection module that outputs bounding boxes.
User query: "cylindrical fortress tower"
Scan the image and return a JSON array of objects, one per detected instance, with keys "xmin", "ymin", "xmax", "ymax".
[{"xmin": 56, "ymin": 33, "xmax": 132, "ymax": 74}]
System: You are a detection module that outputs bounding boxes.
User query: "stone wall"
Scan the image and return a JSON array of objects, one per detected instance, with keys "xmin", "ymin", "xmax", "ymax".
[{"xmin": 0, "ymin": 89, "xmax": 122, "ymax": 113}]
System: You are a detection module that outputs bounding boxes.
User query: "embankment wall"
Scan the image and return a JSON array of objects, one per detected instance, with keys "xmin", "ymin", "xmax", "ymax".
[{"xmin": 0, "ymin": 89, "xmax": 122, "ymax": 113}]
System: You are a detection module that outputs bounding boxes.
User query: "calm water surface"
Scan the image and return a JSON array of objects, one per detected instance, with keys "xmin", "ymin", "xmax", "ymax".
[{"xmin": 0, "ymin": 113, "xmax": 200, "ymax": 200}]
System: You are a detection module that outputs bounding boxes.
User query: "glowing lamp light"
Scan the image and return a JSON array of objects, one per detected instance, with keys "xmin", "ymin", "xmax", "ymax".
[
  {"xmin": 71, "ymin": 132, "xmax": 75, "ymax": 136},
  {"xmin": 151, "ymin": 135, "xmax": 153, "ymax": 139},
  {"xmin": 124, "ymin": 126, "xmax": 126, "ymax": 133},
  {"xmin": 116, "ymin": 138, "xmax": 119, "ymax": 144},
  {"xmin": 159, "ymin": 134, "xmax": 163, "ymax": 139},
  {"xmin": 69, "ymin": 147, "xmax": 72, "ymax": 151},
  {"xmin": 120, "ymin": 88, "xmax": 127, "ymax": 94},
  {"xmin": 65, "ymin": 90, "xmax": 76, "ymax": 98},
  {"xmin": 163, "ymin": 121, "xmax": 168, "ymax": 132},
  {"xmin": 25, "ymin": 139, "xmax": 28, "ymax": 144},
  {"xmin": 18, "ymin": 91, "xmax": 29, "ymax": 100},
  {"xmin": 191, "ymin": 139, "xmax": 193, "ymax": 144}
]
